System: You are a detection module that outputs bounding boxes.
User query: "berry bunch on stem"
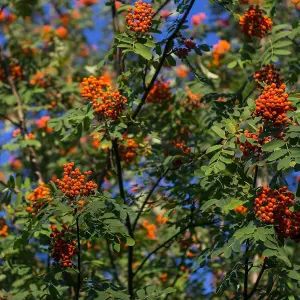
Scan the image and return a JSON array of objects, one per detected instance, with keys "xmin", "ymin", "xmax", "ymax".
[
  {"xmin": 49, "ymin": 224, "xmax": 77, "ymax": 268},
  {"xmin": 126, "ymin": 1, "xmax": 154, "ymax": 33},
  {"xmin": 239, "ymin": 5, "xmax": 272, "ymax": 38}
]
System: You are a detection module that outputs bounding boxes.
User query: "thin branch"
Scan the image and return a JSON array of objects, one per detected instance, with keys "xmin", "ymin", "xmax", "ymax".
[
  {"xmin": 153, "ymin": 0, "xmax": 171, "ymax": 19},
  {"xmin": 75, "ymin": 216, "xmax": 81, "ymax": 300},
  {"xmin": 132, "ymin": 0, "xmax": 196, "ymax": 119},
  {"xmin": 112, "ymin": 139, "xmax": 134, "ymax": 298},
  {"xmin": 0, "ymin": 48, "xmax": 44, "ymax": 183},
  {"xmin": 0, "ymin": 112, "xmax": 20, "ymax": 127},
  {"xmin": 133, "ymin": 221, "xmax": 213, "ymax": 278},
  {"xmin": 244, "ymin": 166, "xmax": 259, "ymax": 299},
  {"xmin": 132, "ymin": 166, "xmax": 170, "ymax": 232},
  {"xmin": 243, "ymin": 239, "xmax": 250, "ymax": 300},
  {"xmin": 106, "ymin": 239, "xmax": 125, "ymax": 288},
  {"xmin": 248, "ymin": 261, "xmax": 267, "ymax": 299}
]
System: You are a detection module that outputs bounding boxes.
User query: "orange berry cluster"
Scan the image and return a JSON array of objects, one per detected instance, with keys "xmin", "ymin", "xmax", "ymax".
[
  {"xmin": 156, "ymin": 213, "xmax": 168, "ymax": 224},
  {"xmin": 126, "ymin": 1, "xmax": 154, "ymax": 33},
  {"xmin": 30, "ymin": 72, "xmax": 52, "ymax": 88},
  {"xmin": 174, "ymin": 35, "xmax": 196, "ymax": 59},
  {"xmin": 211, "ymin": 40, "xmax": 230, "ymax": 67},
  {"xmin": 119, "ymin": 135, "xmax": 139, "ymax": 163},
  {"xmin": 234, "ymin": 205, "xmax": 248, "ymax": 214},
  {"xmin": 81, "ymin": 75, "xmax": 127, "ymax": 120},
  {"xmin": 277, "ymin": 212, "xmax": 300, "ymax": 241},
  {"xmin": 0, "ymin": 219, "xmax": 8, "ymax": 237},
  {"xmin": 26, "ymin": 183, "xmax": 52, "ymax": 217},
  {"xmin": 172, "ymin": 140, "xmax": 191, "ymax": 154},
  {"xmin": 0, "ymin": 64, "xmax": 23, "ymax": 82},
  {"xmin": 142, "ymin": 220, "xmax": 157, "ymax": 240},
  {"xmin": 254, "ymin": 83, "xmax": 295, "ymax": 126},
  {"xmin": 82, "ymin": 0, "xmax": 98, "ymax": 6},
  {"xmin": 146, "ymin": 77, "xmax": 172, "ymax": 104},
  {"xmin": 236, "ymin": 130, "xmax": 271, "ymax": 157},
  {"xmin": 183, "ymin": 88, "xmax": 203, "ymax": 110},
  {"xmin": 49, "ymin": 225, "xmax": 77, "ymax": 268},
  {"xmin": 55, "ymin": 162, "xmax": 97, "ymax": 202},
  {"xmin": 254, "ymin": 186, "xmax": 295, "ymax": 224},
  {"xmin": 253, "ymin": 64, "xmax": 284, "ymax": 88},
  {"xmin": 36, "ymin": 116, "xmax": 53, "ymax": 133},
  {"xmin": 239, "ymin": 5, "xmax": 272, "ymax": 38}
]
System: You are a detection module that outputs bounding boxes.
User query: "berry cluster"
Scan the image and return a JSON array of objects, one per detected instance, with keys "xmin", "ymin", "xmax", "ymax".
[
  {"xmin": 30, "ymin": 72, "xmax": 52, "ymax": 88},
  {"xmin": 0, "ymin": 219, "xmax": 8, "ymax": 237},
  {"xmin": 82, "ymin": 0, "xmax": 98, "ymax": 6},
  {"xmin": 0, "ymin": 64, "xmax": 23, "ymax": 82},
  {"xmin": 126, "ymin": 1, "xmax": 154, "ymax": 33},
  {"xmin": 234, "ymin": 205, "xmax": 248, "ymax": 214},
  {"xmin": 119, "ymin": 135, "xmax": 139, "ymax": 163},
  {"xmin": 81, "ymin": 75, "xmax": 127, "ymax": 120},
  {"xmin": 55, "ymin": 26, "xmax": 68, "ymax": 39},
  {"xmin": 236, "ymin": 130, "xmax": 271, "ymax": 157},
  {"xmin": 239, "ymin": 5, "xmax": 272, "ymax": 38},
  {"xmin": 26, "ymin": 183, "xmax": 52, "ymax": 217},
  {"xmin": 183, "ymin": 88, "xmax": 203, "ymax": 110},
  {"xmin": 156, "ymin": 213, "xmax": 168, "ymax": 224},
  {"xmin": 211, "ymin": 40, "xmax": 231, "ymax": 67},
  {"xmin": 55, "ymin": 162, "xmax": 97, "ymax": 202},
  {"xmin": 49, "ymin": 225, "xmax": 77, "ymax": 268},
  {"xmin": 174, "ymin": 34, "xmax": 196, "ymax": 59},
  {"xmin": 36, "ymin": 116, "xmax": 53, "ymax": 133},
  {"xmin": 142, "ymin": 220, "xmax": 157, "ymax": 240},
  {"xmin": 146, "ymin": 77, "xmax": 172, "ymax": 104},
  {"xmin": 172, "ymin": 140, "xmax": 191, "ymax": 155},
  {"xmin": 277, "ymin": 212, "xmax": 300, "ymax": 241},
  {"xmin": 254, "ymin": 83, "xmax": 295, "ymax": 126},
  {"xmin": 253, "ymin": 64, "xmax": 284, "ymax": 88},
  {"xmin": 0, "ymin": 10, "xmax": 16, "ymax": 24},
  {"xmin": 254, "ymin": 186, "xmax": 295, "ymax": 223}
]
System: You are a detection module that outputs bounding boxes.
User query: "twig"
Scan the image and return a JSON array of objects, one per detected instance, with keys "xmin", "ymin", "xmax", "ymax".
[
  {"xmin": 75, "ymin": 215, "xmax": 81, "ymax": 300},
  {"xmin": 244, "ymin": 166, "xmax": 259, "ymax": 299},
  {"xmin": 106, "ymin": 239, "xmax": 124, "ymax": 288},
  {"xmin": 0, "ymin": 113, "xmax": 20, "ymax": 127},
  {"xmin": 153, "ymin": 0, "xmax": 171, "ymax": 19},
  {"xmin": 0, "ymin": 48, "xmax": 44, "ymax": 183},
  {"xmin": 132, "ymin": 166, "xmax": 170, "ymax": 231},
  {"xmin": 112, "ymin": 139, "xmax": 134, "ymax": 298},
  {"xmin": 133, "ymin": 221, "xmax": 213, "ymax": 278},
  {"xmin": 248, "ymin": 261, "xmax": 267, "ymax": 299},
  {"xmin": 244, "ymin": 239, "xmax": 250, "ymax": 300},
  {"xmin": 132, "ymin": 0, "xmax": 196, "ymax": 119}
]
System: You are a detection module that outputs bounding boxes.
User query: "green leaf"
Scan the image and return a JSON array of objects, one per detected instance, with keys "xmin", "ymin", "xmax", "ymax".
[
  {"xmin": 267, "ymin": 149, "xmax": 288, "ymax": 161},
  {"xmin": 273, "ymin": 49, "xmax": 291, "ymax": 55},
  {"xmin": 227, "ymin": 61, "xmax": 237, "ymax": 69},
  {"xmin": 134, "ymin": 43, "xmax": 152, "ymax": 60},
  {"xmin": 211, "ymin": 126, "xmax": 226, "ymax": 139},
  {"xmin": 206, "ymin": 144, "xmax": 223, "ymax": 154},
  {"xmin": 126, "ymin": 237, "xmax": 135, "ymax": 246},
  {"xmin": 262, "ymin": 140, "xmax": 285, "ymax": 152},
  {"xmin": 201, "ymin": 199, "xmax": 218, "ymax": 212},
  {"xmin": 277, "ymin": 157, "xmax": 292, "ymax": 170}
]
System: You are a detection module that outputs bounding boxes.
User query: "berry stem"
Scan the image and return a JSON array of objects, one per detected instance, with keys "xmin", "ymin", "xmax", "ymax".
[
  {"xmin": 132, "ymin": 0, "xmax": 196, "ymax": 119},
  {"xmin": 75, "ymin": 215, "xmax": 81, "ymax": 300},
  {"xmin": 112, "ymin": 139, "xmax": 134, "ymax": 298},
  {"xmin": 244, "ymin": 166, "xmax": 259, "ymax": 300}
]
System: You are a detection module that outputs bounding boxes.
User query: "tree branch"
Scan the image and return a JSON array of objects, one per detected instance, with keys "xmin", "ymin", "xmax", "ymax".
[
  {"xmin": 112, "ymin": 139, "xmax": 134, "ymax": 298},
  {"xmin": 153, "ymin": 0, "xmax": 171, "ymax": 19},
  {"xmin": 133, "ymin": 221, "xmax": 213, "ymax": 278},
  {"xmin": 132, "ymin": 0, "xmax": 196, "ymax": 119},
  {"xmin": 132, "ymin": 165, "xmax": 170, "ymax": 232},
  {"xmin": 248, "ymin": 261, "xmax": 267, "ymax": 299}
]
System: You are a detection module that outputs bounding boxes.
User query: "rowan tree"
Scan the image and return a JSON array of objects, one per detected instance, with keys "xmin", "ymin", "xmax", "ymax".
[{"xmin": 0, "ymin": 0, "xmax": 300, "ymax": 299}]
